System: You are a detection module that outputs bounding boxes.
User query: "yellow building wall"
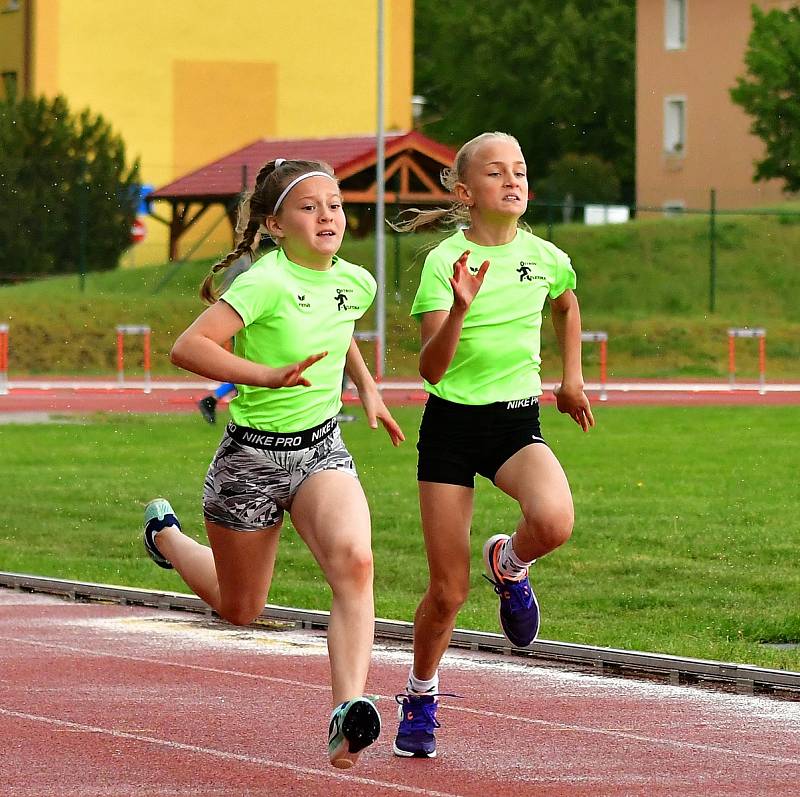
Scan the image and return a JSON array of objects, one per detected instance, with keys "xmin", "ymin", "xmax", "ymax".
[
  {"xmin": 0, "ymin": 1, "xmax": 26, "ymax": 98},
  {"xmin": 12, "ymin": 0, "xmax": 413, "ymax": 264}
]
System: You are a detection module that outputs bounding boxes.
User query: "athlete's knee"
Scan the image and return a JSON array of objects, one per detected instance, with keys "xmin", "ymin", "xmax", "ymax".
[
  {"xmin": 543, "ymin": 514, "xmax": 574, "ymax": 550},
  {"xmin": 426, "ymin": 575, "xmax": 469, "ymax": 618},
  {"xmin": 547, "ymin": 517, "xmax": 573, "ymax": 549},
  {"xmin": 330, "ymin": 545, "xmax": 374, "ymax": 592},
  {"xmin": 218, "ymin": 597, "xmax": 265, "ymax": 627},
  {"xmin": 522, "ymin": 504, "xmax": 574, "ymax": 551}
]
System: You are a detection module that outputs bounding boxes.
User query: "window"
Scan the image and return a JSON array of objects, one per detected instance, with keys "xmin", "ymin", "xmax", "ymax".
[
  {"xmin": 664, "ymin": 96, "xmax": 686, "ymax": 154},
  {"xmin": 665, "ymin": 0, "xmax": 687, "ymax": 50}
]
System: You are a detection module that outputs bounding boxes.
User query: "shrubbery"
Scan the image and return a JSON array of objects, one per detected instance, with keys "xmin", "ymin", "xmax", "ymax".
[{"xmin": 0, "ymin": 91, "xmax": 140, "ymax": 278}]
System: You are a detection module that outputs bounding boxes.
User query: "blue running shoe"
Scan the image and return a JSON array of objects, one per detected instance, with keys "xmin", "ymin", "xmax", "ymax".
[
  {"xmin": 393, "ymin": 693, "xmax": 439, "ymax": 758},
  {"xmin": 328, "ymin": 696, "xmax": 381, "ymax": 769},
  {"xmin": 143, "ymin": 498, "xmax": 178, "ymax": 570},
  {"xmin": 483, "ymin": 533, "xmax": 540, "ymax": 647}
]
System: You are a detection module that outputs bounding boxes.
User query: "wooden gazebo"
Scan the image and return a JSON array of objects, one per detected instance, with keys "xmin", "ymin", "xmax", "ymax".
[{"xmin": 149, "ymin": 131, "xmax": 456, "ymax": 260}]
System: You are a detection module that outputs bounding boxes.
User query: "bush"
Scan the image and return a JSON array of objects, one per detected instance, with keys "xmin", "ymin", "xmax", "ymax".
[{"xmin": 0, "ymin": 91, "xmax": 140, "ymax": 278}]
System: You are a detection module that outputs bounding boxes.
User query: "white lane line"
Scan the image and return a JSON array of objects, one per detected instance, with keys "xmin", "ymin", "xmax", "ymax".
[
  {"xmin": 0, "ymin": 635, "xmax": 328, "ymax": 692},
  {"xmin": 450, "ymin": 705, "xmax": 800, "ymax": 767},
  {"xmin": 8, "ymin": 379, "xmax": 800, "ymax": 393},
  {"xmin": 0, "ymin": 707, "xmax": 464, "ymax": 797},
  {"xmin": 3, "ymin": 635, "xmax": 800, "ymax": 767}
]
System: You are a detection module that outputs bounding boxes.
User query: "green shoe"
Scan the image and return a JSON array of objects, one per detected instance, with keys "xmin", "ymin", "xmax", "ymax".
[
  {"xmin": 143, "ymin": 498, "xmax": 178, "ymax": 569},
  {"xmin": 328, "ymin": 696, "xmax": 381, "ymax": 769}
]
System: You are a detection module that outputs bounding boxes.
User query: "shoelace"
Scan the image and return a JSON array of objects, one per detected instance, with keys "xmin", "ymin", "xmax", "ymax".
[
  {"xmin": 482, "ymin": 573, "xmax": 534, "ymax": 613},
  {"xmin": 394, "ymin": 692, "xmax": 462, "ymax": 732}
]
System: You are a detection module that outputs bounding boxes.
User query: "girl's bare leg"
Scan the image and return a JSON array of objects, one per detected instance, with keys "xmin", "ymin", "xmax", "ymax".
[
  {"xmin": 411, "ymin": 481, "xmax": 474, "ymax": 680},
  {"xmin": 494, "ymin": 444, "xmax": 574, "ymax": 561},
  {"xmin": 154, "ymin": 519, "xmax": 281, "ymax": 626},
  {"xmin": 290, "ymin": 470, "xmax": 374, "ymax": 705}
]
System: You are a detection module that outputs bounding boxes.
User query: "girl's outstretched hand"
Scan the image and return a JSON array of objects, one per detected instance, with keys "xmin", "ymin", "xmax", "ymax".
[
  {"xmin": 266, "ymin": 352, "xmax": 328, "ymax": 388},
  {"xmin": 358, "ymin": 388, "xmax": 405, "ymax": 446},
  {"xmin": 449, "ymin": 250, "xmax": 490, "ymax": 312},
  {"xmin": 554, "ymin": 383, "xmax": 595, "ymax": 432}
]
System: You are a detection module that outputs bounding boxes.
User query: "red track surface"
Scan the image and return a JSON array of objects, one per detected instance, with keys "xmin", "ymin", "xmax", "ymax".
[
  {"xmin": 2, "ymin": 590, "xmax": 799, "ymax": 796},
  {"xmin": 2, "ymin": 387, "xmax": 798, "ymax": 794},
  {"xmin": 1, "ymin": 382, "xmax": 799, "ymax": 416}
]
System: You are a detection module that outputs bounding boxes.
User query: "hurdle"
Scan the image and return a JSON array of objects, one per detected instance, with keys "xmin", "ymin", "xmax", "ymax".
[
  {"xmin": 582, "ymin": 330, "xmax": 608, "ymax": 401},
  {"xmin": 116, "ymin": 325, "xmax": 152, "ymax": 394},
  {"xmin": 728, "ymin": 327, "xmax": 766, "ymax": 395},
  {"xmin": 354, "ymin": 330, "xmax": 381, "ymax": 381},
  {"xmin": 0, "ymin": 323, "xmax": 8, "ymax": 396}
]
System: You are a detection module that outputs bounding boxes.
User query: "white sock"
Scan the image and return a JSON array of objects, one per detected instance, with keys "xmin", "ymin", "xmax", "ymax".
[
  {"xmin": 407, "ymin": 669, "xmax": 438, "ymax": 695},
  {"xmin": 498, "ymin": 535, "xmax": 535, "ymax": 580}
]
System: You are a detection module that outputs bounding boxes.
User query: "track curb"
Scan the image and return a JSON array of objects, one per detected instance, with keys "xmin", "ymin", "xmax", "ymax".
[{"xmin": 2, "ymin": 570, "xmax": 798, "ymax": 699}]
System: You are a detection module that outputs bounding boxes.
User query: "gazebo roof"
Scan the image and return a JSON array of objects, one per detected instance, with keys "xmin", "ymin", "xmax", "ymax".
[{"xmin": 152, "ymin": 131, "xmax": 456, "ymax": 200}]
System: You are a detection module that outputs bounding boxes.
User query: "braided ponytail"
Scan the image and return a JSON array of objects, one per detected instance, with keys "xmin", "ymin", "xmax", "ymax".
[
  {"xmin": 200, "ymin": 158, "xmax": 336, "ymax": 304},
  {"xmin": 199, "ymin": 218, "xmax": 261, "ymax": 304}
]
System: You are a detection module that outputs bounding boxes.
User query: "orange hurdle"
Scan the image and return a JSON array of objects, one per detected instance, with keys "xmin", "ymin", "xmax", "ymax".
[
  {"xmin": 581, "ymin": 331, "xmax": 608, "ymax": 401},
  {"xmin": 116, "ymin": 325, "xmax": 152, "ymax": 394},
  {"xmin": 728, "ymin": 327, "xmax": 766, "ymax": 395},
  {"xmin": 0, "ymin": 323, "xmax": 8, "ymax": 395}
]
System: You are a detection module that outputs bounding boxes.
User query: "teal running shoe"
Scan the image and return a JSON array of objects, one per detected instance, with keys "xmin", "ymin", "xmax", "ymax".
[
  {"xmin": 328, "ymin": 696, "xmax": 381, "ymax": 769},
  {"xmin": 143, "ymin": 498, "xmax": 178, "ymax": 569}
]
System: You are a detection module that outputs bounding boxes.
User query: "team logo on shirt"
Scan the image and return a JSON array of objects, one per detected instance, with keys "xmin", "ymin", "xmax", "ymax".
[
  {"xmin": 296, "ymin": 294, "xmax": 311, "ymax": 308},
  {"xmin": 334, "ymin": 288, "xmax": 360, "ymax": 311},
  {"xmin": 518, "ymin": 261, "xmax": 547, "ymax": 282}
]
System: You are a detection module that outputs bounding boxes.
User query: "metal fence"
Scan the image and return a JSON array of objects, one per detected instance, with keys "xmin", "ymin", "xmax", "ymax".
[{"xmin": 527, "ymin": 190, "xmax": 800, "ymax": 314}]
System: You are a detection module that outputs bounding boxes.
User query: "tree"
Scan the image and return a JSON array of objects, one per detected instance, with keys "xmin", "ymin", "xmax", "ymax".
[
  {"xmin": 730, "ymin": 5, "xmax": 800, "ymax": 193},
  {"xmin": 0, "ymin": 91, "xmax": 140, "ymax": 278},
  {"xmin": 534, "ymin": 153, "xmax": 621, "ymax": 204},
  {"xmin": 414, "ymin": 0, "xmax": 635, "ymax": 202}
]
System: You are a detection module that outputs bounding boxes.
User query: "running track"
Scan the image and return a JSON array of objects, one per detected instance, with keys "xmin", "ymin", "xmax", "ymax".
[
  {"xmin": 1, "ymin": 377, "xmax": 800, "ymax": 416},
  {"xmin": 2, "ymin": 590, "xmax": 800, "ymax": 796},
  {"xmin": 2, "ymin": 384, "xmax": 799, "ymax": 794}
]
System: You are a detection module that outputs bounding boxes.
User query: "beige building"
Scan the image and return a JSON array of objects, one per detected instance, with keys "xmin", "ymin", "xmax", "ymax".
[
  {"xmin": 636, "ymin": 0, "xmax": 794, "ymax": 211},
  {"xmin": 0, "ymin": 0, "xmax": 413, "ymax": 264}
]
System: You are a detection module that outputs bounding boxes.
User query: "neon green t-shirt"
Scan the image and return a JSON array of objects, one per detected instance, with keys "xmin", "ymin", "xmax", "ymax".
[
  {"xmin": 221, "ymin": 248, "xmax": 376, "ymax": 432},
  {"xmin": 410, "ymin": 228, "xmax": 576, "ymax": 405}
]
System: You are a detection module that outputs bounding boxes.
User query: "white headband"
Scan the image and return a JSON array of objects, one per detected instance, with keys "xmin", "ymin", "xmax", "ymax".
[{"xmin": 272, "ymin": 166, "xmax": 336, "ymax": 214}]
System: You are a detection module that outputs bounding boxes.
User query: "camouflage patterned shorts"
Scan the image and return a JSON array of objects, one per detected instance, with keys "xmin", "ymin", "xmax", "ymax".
[{"xmin": 202, "ymin": 420, "xmax": 357, "ymax": 531}]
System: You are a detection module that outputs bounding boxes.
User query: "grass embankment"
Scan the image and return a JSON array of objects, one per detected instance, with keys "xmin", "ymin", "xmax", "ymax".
[
  {"xmin": 1, "ymin": 405, "xmax": 798, "ymax": 670},
  {"xmin": 2, "ymin": 213, "xmax": 800, "ymax": 380}
]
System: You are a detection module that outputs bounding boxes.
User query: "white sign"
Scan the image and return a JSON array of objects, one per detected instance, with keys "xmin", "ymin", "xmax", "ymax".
[{"xmin": 584, "ymin": 205, "xmax": 630, "ymax": 225}]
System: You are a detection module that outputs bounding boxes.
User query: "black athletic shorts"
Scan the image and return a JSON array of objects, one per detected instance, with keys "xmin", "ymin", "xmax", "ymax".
[{"xmin": 417, "ymin": 393, "xmax": 547, "ymax": 488}]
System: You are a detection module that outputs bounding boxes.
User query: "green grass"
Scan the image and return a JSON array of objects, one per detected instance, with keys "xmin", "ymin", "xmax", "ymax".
[
  {"xmin": 1, "ymin": 404, "xmax": 799, "ymax": 671},
  {"xmin": 3, "ymin": 212, "xmax": 800, "ymax": 379}
]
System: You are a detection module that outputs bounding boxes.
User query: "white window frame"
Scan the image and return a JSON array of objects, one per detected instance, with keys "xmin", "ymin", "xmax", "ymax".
[
  {"xmin": 663, "ymin": 95, "xmax": 687, "ymax": 155},
  {"xmin": 665, "ymin": 0, "xmax": 687, "ymax": 50}
]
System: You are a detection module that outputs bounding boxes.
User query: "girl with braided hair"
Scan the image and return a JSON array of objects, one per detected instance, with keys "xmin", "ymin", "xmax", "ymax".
[{"xmin": 143, "ymin": 158, "xmax": 404, "ymax": 769}]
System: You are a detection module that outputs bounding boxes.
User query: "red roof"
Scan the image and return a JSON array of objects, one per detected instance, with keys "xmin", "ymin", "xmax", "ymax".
[{"xmin": 152, "ymin": 131, "xmax": 456, "ymax": 200}]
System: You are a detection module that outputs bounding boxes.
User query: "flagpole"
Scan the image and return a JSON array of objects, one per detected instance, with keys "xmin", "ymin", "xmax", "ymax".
[{"xmin": 375, "ymin": 0, "xmax": 386, "ymax": 380}]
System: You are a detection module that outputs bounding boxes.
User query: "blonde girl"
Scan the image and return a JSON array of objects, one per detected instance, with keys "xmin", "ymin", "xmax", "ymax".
[
  {"xmin": 393, "ymin": 132, "xmax": 594, "ymax": 758},
  {"xmin": 143, "ymin": 158, "xmax": 404, "ymax": 769}
]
